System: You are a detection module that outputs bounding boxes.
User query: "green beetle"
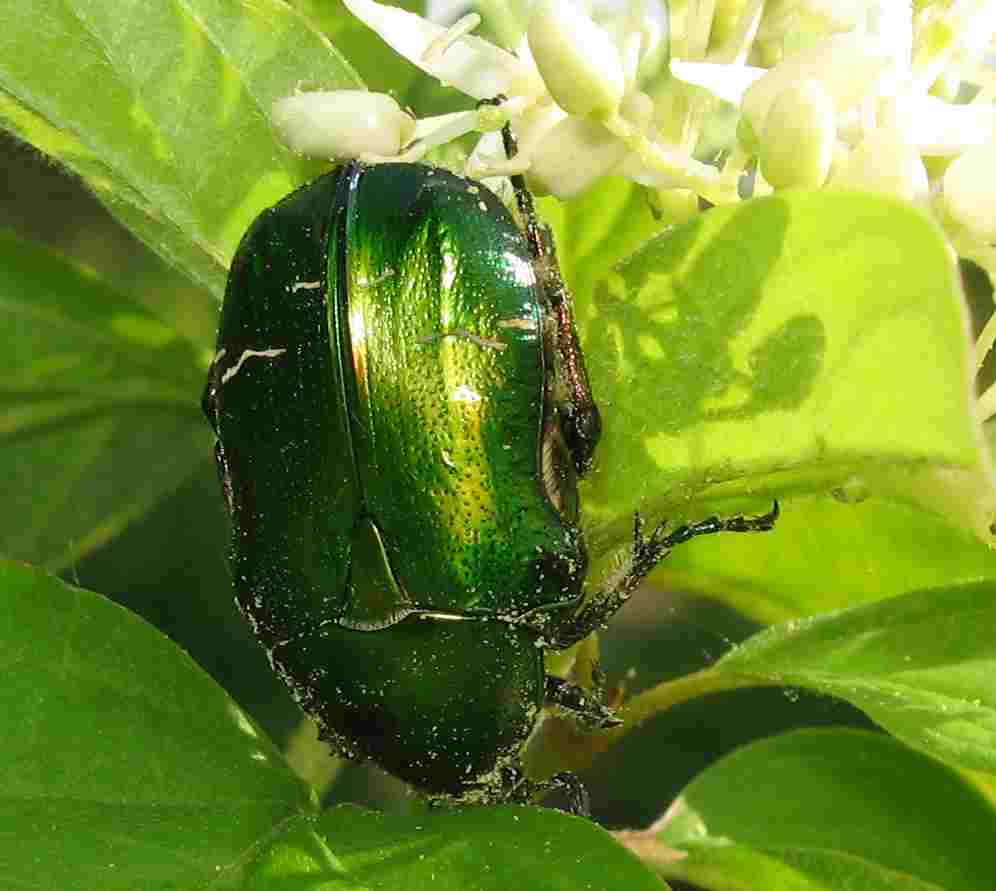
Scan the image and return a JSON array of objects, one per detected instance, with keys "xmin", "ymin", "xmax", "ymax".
[{"xmin": 203, "ymin": 157, "xmax": 776, "ymax": 810}]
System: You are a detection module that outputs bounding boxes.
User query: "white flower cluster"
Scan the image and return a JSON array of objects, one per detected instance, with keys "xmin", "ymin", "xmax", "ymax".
[{"xmin": 273, "ymin": 0, "xmax": 995, "ymax": 284}]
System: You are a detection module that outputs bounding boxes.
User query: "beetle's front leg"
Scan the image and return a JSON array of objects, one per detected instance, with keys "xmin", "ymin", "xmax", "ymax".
[{"xmin": 550, "ymin": 502, "xmax": 780, "ymax": 649}]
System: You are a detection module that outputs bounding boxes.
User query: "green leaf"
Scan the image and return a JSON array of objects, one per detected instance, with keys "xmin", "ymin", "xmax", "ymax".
[
  {"xmin": 0, "ymin": 230, "xmax": 211, "ymax": 568},
  {"xmin": 638, "ymin": 729, "xmax": 996, "ymax": 891},
  {"xmin": 0, "ymin": 559, "xmax": 315, "ymax": 890},
  {"xmin": 712, "ymin": 581, "xmax": 996, "ymax": 776},
  {"xmin": 248, "ymin": 804, "xmax": 669, "ymax": 890},
  {"xmin": 2, "ymin": 558, "xmax": 665, "ymax": 888},
  {"xmin": 0, "ymin": 0, "xmax": 359, "ymax": 298},
  {"xmin": 575, "ymin": 190, "xmax": 992, "ymax": 568}
]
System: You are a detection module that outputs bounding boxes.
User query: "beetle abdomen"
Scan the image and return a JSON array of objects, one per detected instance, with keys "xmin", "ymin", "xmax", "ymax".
[{"xmin": 270, "ymin": 614, "xmax": 544, "ymax": 797}]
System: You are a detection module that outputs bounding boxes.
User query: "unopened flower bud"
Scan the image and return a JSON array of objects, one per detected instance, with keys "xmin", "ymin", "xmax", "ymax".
[
  {"xmin": 832, "ymin": 126, "xmax": 928, "ymax": 202},
  {"xmin": 527, "ymin": 0, "xmax": 625, "ymax": 118},
  {"xmin": 943, "ymin": 145, "xmax": 996, "ymax": 240},
  {"xmin": 743, "ymin": 35, "xmax": 886, "ymax": 137},
  {"xmin": 272, "ymin": 90, "xmax": 415, "ymax": 159},
  {"xmin": 526, "ymin": 116, "xmax": 628, "ymax": 198},
  {"xmin": 760, "ymin": 80, "xmax": 835, "ymax": 189}
]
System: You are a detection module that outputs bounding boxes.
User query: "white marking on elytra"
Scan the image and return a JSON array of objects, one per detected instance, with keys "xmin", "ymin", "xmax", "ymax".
[
  {"xmin": 290, "ymin": 280, "xmax": 321, "ymax": 293},
  {"xmin": 221, "ymin": 348, "xmax": 287, "ymax": 385},
  {"xmin": 417, "ymin": 329, "xmax": 507, "ymax": 351},
  {"xmin": 451, "ymin": 384, "xmax": 482, "ymax": 403},
  {"xmin": 498, "ymin": 318, "xmax": 537, "ymax": 332},
  {"xmin": 356, "ymin": 267, "xmax": 396, "ymax": 288}
]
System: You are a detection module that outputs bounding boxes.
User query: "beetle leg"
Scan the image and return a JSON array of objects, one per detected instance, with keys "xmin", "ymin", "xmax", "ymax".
[
  {"xmin": 541, "ymin": 772, "xmax": 591, "ymax": 816},
  {"xmin": 476, "ymin": 95, "xmax": 602, "ymax": 476},
  {"xmin": 504, "ymin": 766, "xmax": 592, "ymax": 816},
  {"xmin": 550, "ymin": 501, "xmax": 780, "ymax": 648},
  {"xmin": 545, "ymin": 674, "xmax": 622, "ymax": 729},
  {"xmin": 476, "ymin": 96, "xmax": 550, "ymax": 266}
]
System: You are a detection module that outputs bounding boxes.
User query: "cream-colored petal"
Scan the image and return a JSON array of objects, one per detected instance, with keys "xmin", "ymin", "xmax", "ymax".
[{"xmin": 344, "ymin": 0, "xmax": 543, "ymax": 101}]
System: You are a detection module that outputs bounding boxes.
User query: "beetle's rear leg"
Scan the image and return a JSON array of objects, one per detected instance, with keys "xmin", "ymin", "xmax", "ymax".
[
  {"xmin": 503, "ymin": 766, "xmax": 592, "ymax": 816},
  {"xmin": 550, "ymin": 502, "xmax": 779, "ymax": 649},
  {"xmin": 545, "ymin": 674, "xmax": 622, "ymax": 729}
]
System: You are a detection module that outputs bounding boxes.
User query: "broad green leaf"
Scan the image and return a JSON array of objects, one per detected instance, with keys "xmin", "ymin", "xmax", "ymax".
[
  {"xmin": 0, "ymin": 0, "xmax": 358, "ymax": 298},
  {"xmin": 0, "ymin": 559, "xmax": 315, "ymax": 890},
  {"xmin": 634, "ymin": 729, "xmax": 996, "ymax": 891},
  {"xmin": 2, "ymin": 559, "xmax": 665, "ymax": 889},
  {"xmin": 710, "ymin": 581, "xmax": 996, "ymax": 776},
  {"xmin": 575, "ymin": 191, "xmax": 991, "ymax": 563},
  {"xmin": 249, "ymin": 804, "xmax": 668, "ymax": 890},
  {"xmin": 0, "ymin": 231, "xmax": 209, "ymax": 568}
]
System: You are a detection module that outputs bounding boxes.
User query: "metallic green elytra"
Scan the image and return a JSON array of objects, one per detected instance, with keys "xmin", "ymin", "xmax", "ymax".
[{"xmin": 203, "ymin": 160, "xmax": 778, "ymax": 809}]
